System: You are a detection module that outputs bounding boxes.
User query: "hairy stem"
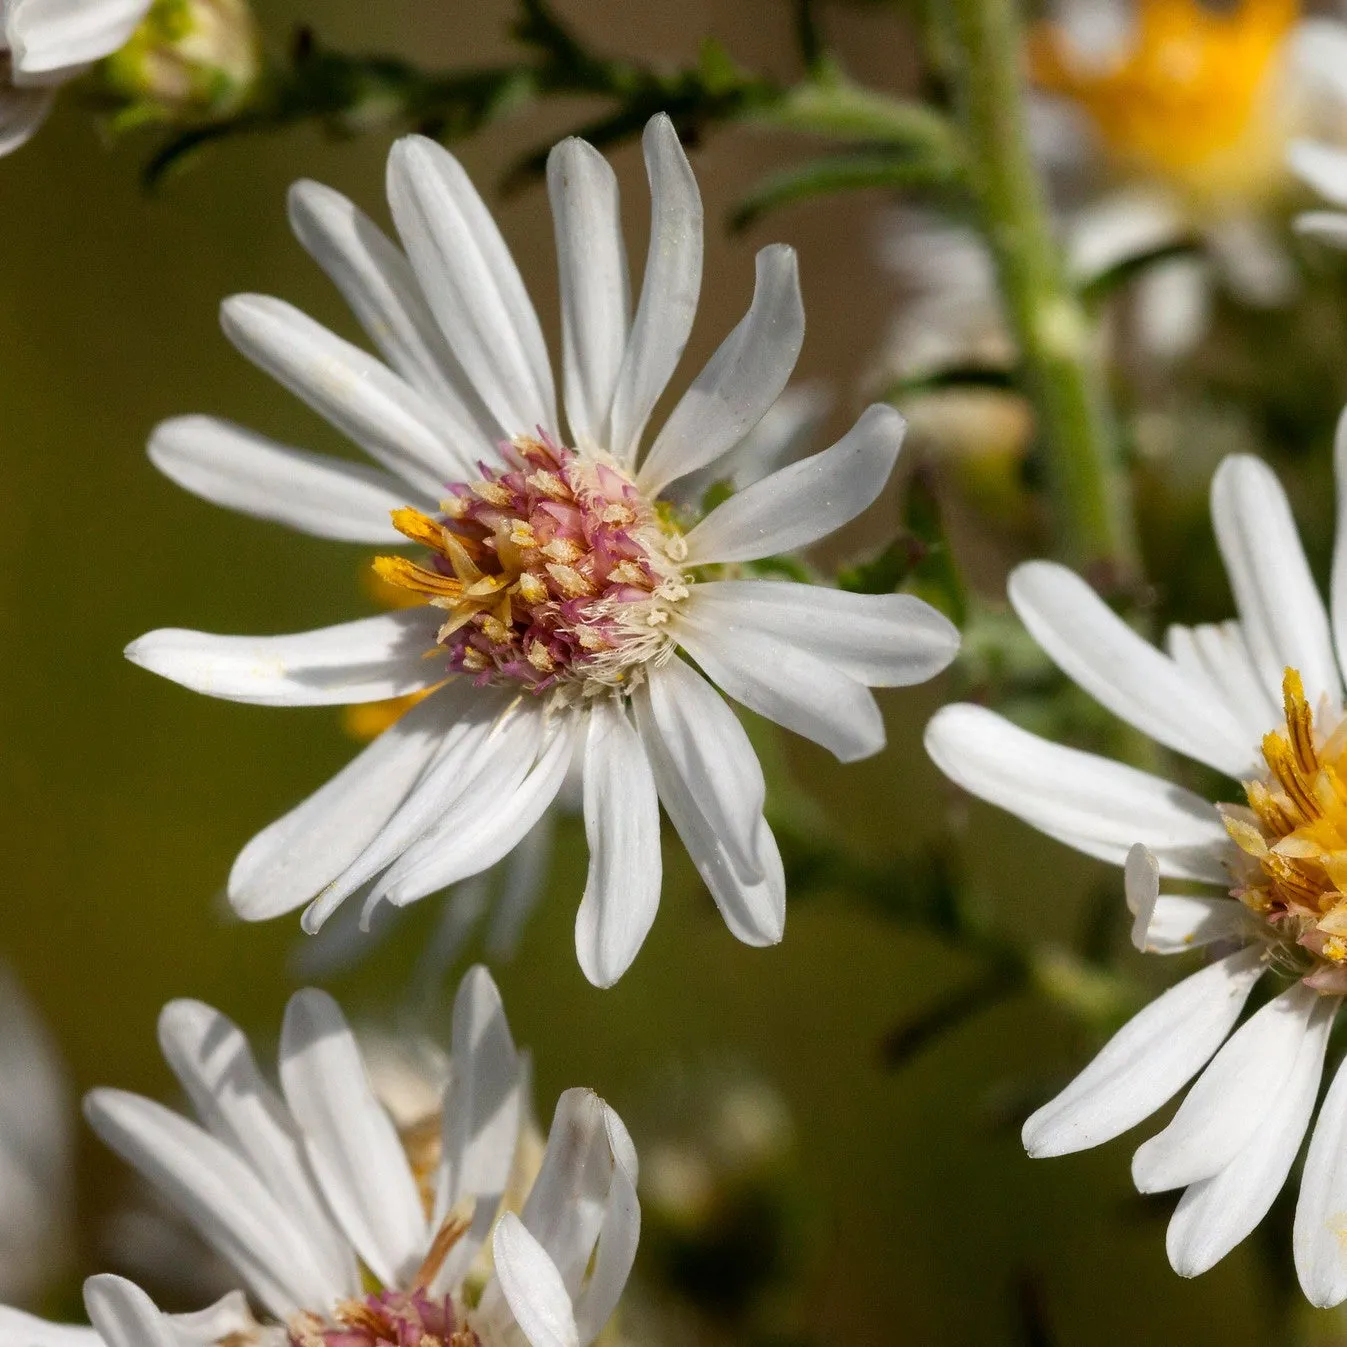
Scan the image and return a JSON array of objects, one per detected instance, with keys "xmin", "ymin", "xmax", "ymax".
[{"xmin": 942, "ymin": 0, "xmax": 1140, "ymax": 588}]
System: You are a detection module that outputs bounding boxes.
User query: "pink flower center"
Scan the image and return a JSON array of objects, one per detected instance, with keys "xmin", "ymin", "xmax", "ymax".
[
  {"xmin": 376, "ymin": 434, "xmax": 688, "ymax": 695},
  {"xmin": 289, "ymin": 1291, "xmax": 478, "ymax": 1347}
]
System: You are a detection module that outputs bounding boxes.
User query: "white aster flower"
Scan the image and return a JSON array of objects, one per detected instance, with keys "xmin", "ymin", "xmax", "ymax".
[
  {"xmin": 0, "ymin": 0, "xmax": 152, "ymax": 155},
  {"xmin": 925, "ymin": 423, "xmax": 1347, "ymax": 1304},
  {"xmin": 0, "ymin": 964, "xmax": 73, "ymax": 1305},
  {"xmin": 0, "ymin": 965, "xmax": 638, "ymax": 1347},
  {"xmin": 1028, "ymin": 0, "xmax": 1347, "ymax": 356},
  {"xmin": 126, "ymin": 112, "xmax": 960, "ymax": 986}
]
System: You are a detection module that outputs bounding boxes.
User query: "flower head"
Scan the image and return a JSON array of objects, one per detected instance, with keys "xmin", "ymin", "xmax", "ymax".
[
  {"xmin": 924, "ymin": 423, "xmax": 1347, "ymax": 1304},
  {"xmin": 0, "ymin": 966, "xmax": 638, "ymax": 1347},
  {"xmin": 127, "ymin": 113, "xmax": 960, "ymax": 986}
]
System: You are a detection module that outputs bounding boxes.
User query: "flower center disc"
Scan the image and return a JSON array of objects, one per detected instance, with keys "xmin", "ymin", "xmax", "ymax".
[
  {"xmin": 1225, "ymin": 668, "xmax": 1347, "ymax": 987},
  {"xmin": 290, "ymin": 1291, "xmax": 479, "ymax": 1347},
  {"xmin": 377, "ymin": 434, "xmax": 689, "ymax": 697}
]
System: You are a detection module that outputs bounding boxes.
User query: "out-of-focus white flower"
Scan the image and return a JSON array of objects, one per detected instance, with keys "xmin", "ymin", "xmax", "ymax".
[
  {"xmin": 0, "ymin": 0, "xmax": 152, "ymax": 154},
  {"xmin": 0, "ymin": 964, "xmax": 72, "ymax": 1305},
  {"xmin": 0, "ymin": 965, "xmax": 639, "ymax": 1347},
  {"xmin": 925, "ymin": 418, "xmax": 1347, "ymax": 1304},
  {"xmin": 1288, "ymin": 22, "xmax": 1347, "ymax": 249},
  {"xmin": 1028, "ymin": 0, "xmax": 1347, "ymax": 355},
  {"xmin": 126, "ymin": 112, "xmax": 960, "ymax": 987}
]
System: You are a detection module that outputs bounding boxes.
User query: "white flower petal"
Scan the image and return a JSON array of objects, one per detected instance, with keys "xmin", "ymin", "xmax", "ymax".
[
  {"xmin": 637, "ymin": 244, "xmax": 803, "ymax": 498},
  {"xmin": 521, "ymin": 1090, "xmax": 619, "ymax": 1294},
  {"xmin": 83, "ymin": 1276, "xmax": 173, "ymax": 1347},
  {"xmin": 220, "ymin": 294, "xmax": 476, "ymax": 496},
  {"xmin": 606, "ymin": 114, "xmax": 703, "ymax": 466},
  {"xmin": 164, "ymin": 1293, "xmax": 254, "ymax": 1347},
  {"xmin": 924, "ymin": 704, "xmax": 1232, "ymax": 882},
  {"xmin": 125, "ymin": 609, "xmax": 442, "ymax": 708},
  {"xmin": 572, "ymin": 1136, "xmax": 639, "ymax": 1345},
  {"xmin": 1210, "ymin": 454, "xmax": 1341, "ymax": 712},
  {"xmin": 156, "ymin": 1000, "xmax": 358, "ymax": 1296},
  {"xmin": 83, "ymin": 1089, "xmax": 337, "ymax": 1318},
  {"xmin": 490, "ymin": 1214, "xmax": 579, "ymax": 1347},
  {"xmin": 634, "ymin": 688, "xmax": 784, "ymax": 946},
  {"xmin": 386, "ymin": 135, "xmax": 556, "ymax": 438},
  {"xmin": 0, "ymin": 84, "xmax": 51, "ymax": 157},
  {"xmin": 486, "ymin": 810, "xmax": 558, "ymax": 959},
  {"xmin": 546, "ymin": 137, "xmax": 630, "ymax": 450},
  {"xmin": 1124, "ymin": 841, "xmax": 1161, "ymax": 952},
  {"xmin": 368, "ymin": 709, "xmax": 574, "ymax": 912},
  {"xmin": 0, "ymin": 1307, "xmax": 95, "ymax": 1347},
  {"xmin": 1166, "ymin": 994, "xmax": 1335, "ymax": 1278},
  {"xmin": 1164, "ymin": 620, "xmax": 1276, "ymax": 751},
  {"xmin": 676, "ymin": 611, "xmax": 883, "ymax": 763},
  {"xmin": 1290, "ymin": 140, "xmax": 1347, "ymax": 209},
  {"xmin": 683, "ymin": 580, "xmax": 959, "ymax": 689},
  {"xmin": 1295, "ymin": 1042, "xmax": 1347, "ymax": 1306},
  {"xmin": 302, "ymin": 686, "xmax": 514, "ymax": 929},
  {"xmin": 640, "ymin": 657, "xmax": 764, "ymax": 881},
  {"xmin": 287, "ymin": 178, "xmax": 499, "ymax": 452},
  {"xmin": 1021, "ymin": 947, "xmax": 1265, "ymax": 1157},
  {"xmin": 436, "ymin": 966, "xmax": 522, "ymax": 1220},
  {"xmin": 1329, "ymin": 407, "xmax": 1347, "ymax": 681},
  {"xmin": 7, "ymin": 0, "xmax": 149, "ymax": 77},
  {"xmin": 1133, "ymin": 982, "xmax": 1319, "ymax": 1192},
  {"xmin": 279, "ymin": 990, "xmax": 427, "ymax": 1289},
  {"xmin": 228, "ymin": 689, "xmax": 450, "ymax": 921},
  {"xmin": 1009, "ymin": 562, "xmax": 1251, "ymax": 777},
  {"xmin": 683, "ymin": 404, "xmax": 903, "ymax": 565},
  {"xmin": 149, "ymin": 416, "xmax": 416, "ymax": 543},
  {"xmin": 576, "ymin": 698, "xmax": 662, "ymax": 988}
]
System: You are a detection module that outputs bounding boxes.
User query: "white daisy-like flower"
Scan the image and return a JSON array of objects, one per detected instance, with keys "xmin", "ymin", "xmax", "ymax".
[
  {"xmin": 1028, "ymin": 0, "xmax": 1347, "ymax": 357},
  {"xmin": 0, "ymin": 964, "xmax": 72, "ymax": 1305},
  {"xmin": 126, "ymin": 112, "xmax": 960, "ymax": 987},
  {"xmin": 0, "ymin": 965, "xmax": 638, "ymax": 1347},
  {"xmin": 0, "ymin": 0, "xmax": 152, "ymax": 155},
  {"xmin": 924, "ymin": 423, "xmax": 1347, "ymax": 1303},
  {"xmin": 926, "ymin": 422, "xmax": 1347, "ymax": 1303}
]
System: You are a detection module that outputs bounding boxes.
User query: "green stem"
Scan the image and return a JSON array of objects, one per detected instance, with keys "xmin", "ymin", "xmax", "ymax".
[{"xmin": 942, "ymin": 0, "xmax": 1140, "ymax": 588}]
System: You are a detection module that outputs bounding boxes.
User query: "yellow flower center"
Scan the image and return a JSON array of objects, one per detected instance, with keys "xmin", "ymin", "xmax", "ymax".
[
  {"xmin": 1224, "ymin": 668, "xmax": 1347, "ymax": 978},
  {"xmin": 1028, "ymin": 0, "xmax": 1298, "ymax": 209}
]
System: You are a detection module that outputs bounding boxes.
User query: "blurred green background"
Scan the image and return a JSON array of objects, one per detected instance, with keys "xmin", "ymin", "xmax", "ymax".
[{"xmin": 0, "ymin": 2, "xmax": 1321, "ymax": 1344}]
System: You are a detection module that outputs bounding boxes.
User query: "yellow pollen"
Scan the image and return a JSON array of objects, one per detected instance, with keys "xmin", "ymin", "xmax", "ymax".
[
  {"xmin": 546, "ymin": 563, "xmax": 594, "ymax": 598},
  {"xmin": 526, "ymin": 641, "xmax": 557, "ymax": 672},
  {"xmin": 461, "ymin": 648, "xmax": 490, "ymax": 673},
  {"xmin": 1028, "ymin": 0, "xmax": 1297, "ymax": 207},
  {"xmin": 480, "ymin": 615, "xmax": 510, "ymax": 644},
  {"xmin": 541, "ymin": 538, "xmax": 583, "ymax": 565},
  {"xmin": 517, "ymin": 572, "xmax": 548, "ymax": 605},
  {"xmin": 471, "ymin": 481, "xmax": 512, "ymax": 507},
  {"xmin": 372, "ymin": 556, "xmax": 464, "ymax": 599},
  {"xmin": 601, "ymin": 502, "xmax": 636, "ymax": 527},
  {"xmin": 390, "ymin": 507, "xmax": 451, "ymax": 553},
  {"xmin": 509, "ymin": 519, "xmax": 538, "ymax": 550},
  {"xmin": 526, "ymin": 469, "xmax": 568, "ymax": 499}
]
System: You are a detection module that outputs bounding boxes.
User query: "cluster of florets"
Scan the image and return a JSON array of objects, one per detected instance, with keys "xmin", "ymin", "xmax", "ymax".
[
  {"xmin": 1223, "ymin": 668, "xmax": 1347, "ymax": 991},
  {"xmin": 289, "ymin": 1290, "xmax": 478, "ymax": 1347},
  {"xmin": 376, "ymin": 434, "xmax": 689, "ymax": 697}
]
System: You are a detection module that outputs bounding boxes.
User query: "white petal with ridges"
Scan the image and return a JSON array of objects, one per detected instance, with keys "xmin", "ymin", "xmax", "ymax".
[
  {"xmin": 83, "ymin": 1276, "xmax": 173, "ymax": 1347},
  {"xmin": 387, "ymin": 136, "xmax": 556, "ymax": 438},
  {"xmin": 220, "ymin": 294, "xmax": 476, "ymax": 495},
  {"xmin": 1009, "ymin": 562, "xmax": 1251, "ymax": 776},
  {"xmin": 1133, "ymin": 982, "xmax": 1319, "ymax": 1192},
  {"xmin": 683, "ymin": 404, "xmax": 903, "ymax": 565},
  {"xmin": 126, "ymin": 609, "xmax": 443, "ymax": 707},
  {"xmin": 683, "ymin": 580, "xmax": 959, "ymax": 688},
  {"xmin": 149, "ymin": 416, "xmax": 416, "ymax": 543},
  {"xmin": 675, "ymin": 611, "xmax": 883, "ymax": 763},
  {"xmin": 607, "ymin": 114, "xmax": 702, "ymax": 466},
  {"xmin": 0, "ymin": 1308, "xmax": 95, "ymax": 1347},
  {"xmin": 491, "ymin": 1215, "xmax": 579, "ymax": 1347},
  {"xmin": 547, "ymin": 138, "xmax": 630, "ymax": 449},
  {"xmin": 279, "ymin": 990, "xmax": 427, "ymax": 1289},
  {"xmin": 83, "ymin": 1089, "xmax": 338, "ymax": 1318},
  {"xmin": 8, "ymin": 0, "xmax": 149, "ymax": 76},
  {"xmin": 1294, "ymin": 1042, "xmax": 1347, "ymax": 1306},
  {"xmin": 1164, "ymin": 620, "xmax": 1276, "ymax": 750},
  {"xmin": 156, "ymin": 999, "xmax": 357, "ymax": 1295},
  {"xmin": 228, "ymin": 689, "xmax": 450, "ymax": 921},
  {"xmin": 1210, "ymin": 454, "xmax": 1341, "ymax": 712},
  {"xmin": 637, "ymin": 244, "xmax": 803, "ymax": 497},
  {"xmin": 1021, "ymin": 947, "xmax": 1265, "ymax": 1157},
  {"xmin": 924, "ymin": 704, "xmax": 1232, "ymax": 882},
  {"xmin": 576, "ymin": 698, "xmax": 662, "ymax": 987},
  {"xmin": 287, "ymin": 179, "xmax": 499, "ymax": 450},
  {"xmin": 1167, "ymin": 994, "xmax": 1335, "ymax": 1277}
]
